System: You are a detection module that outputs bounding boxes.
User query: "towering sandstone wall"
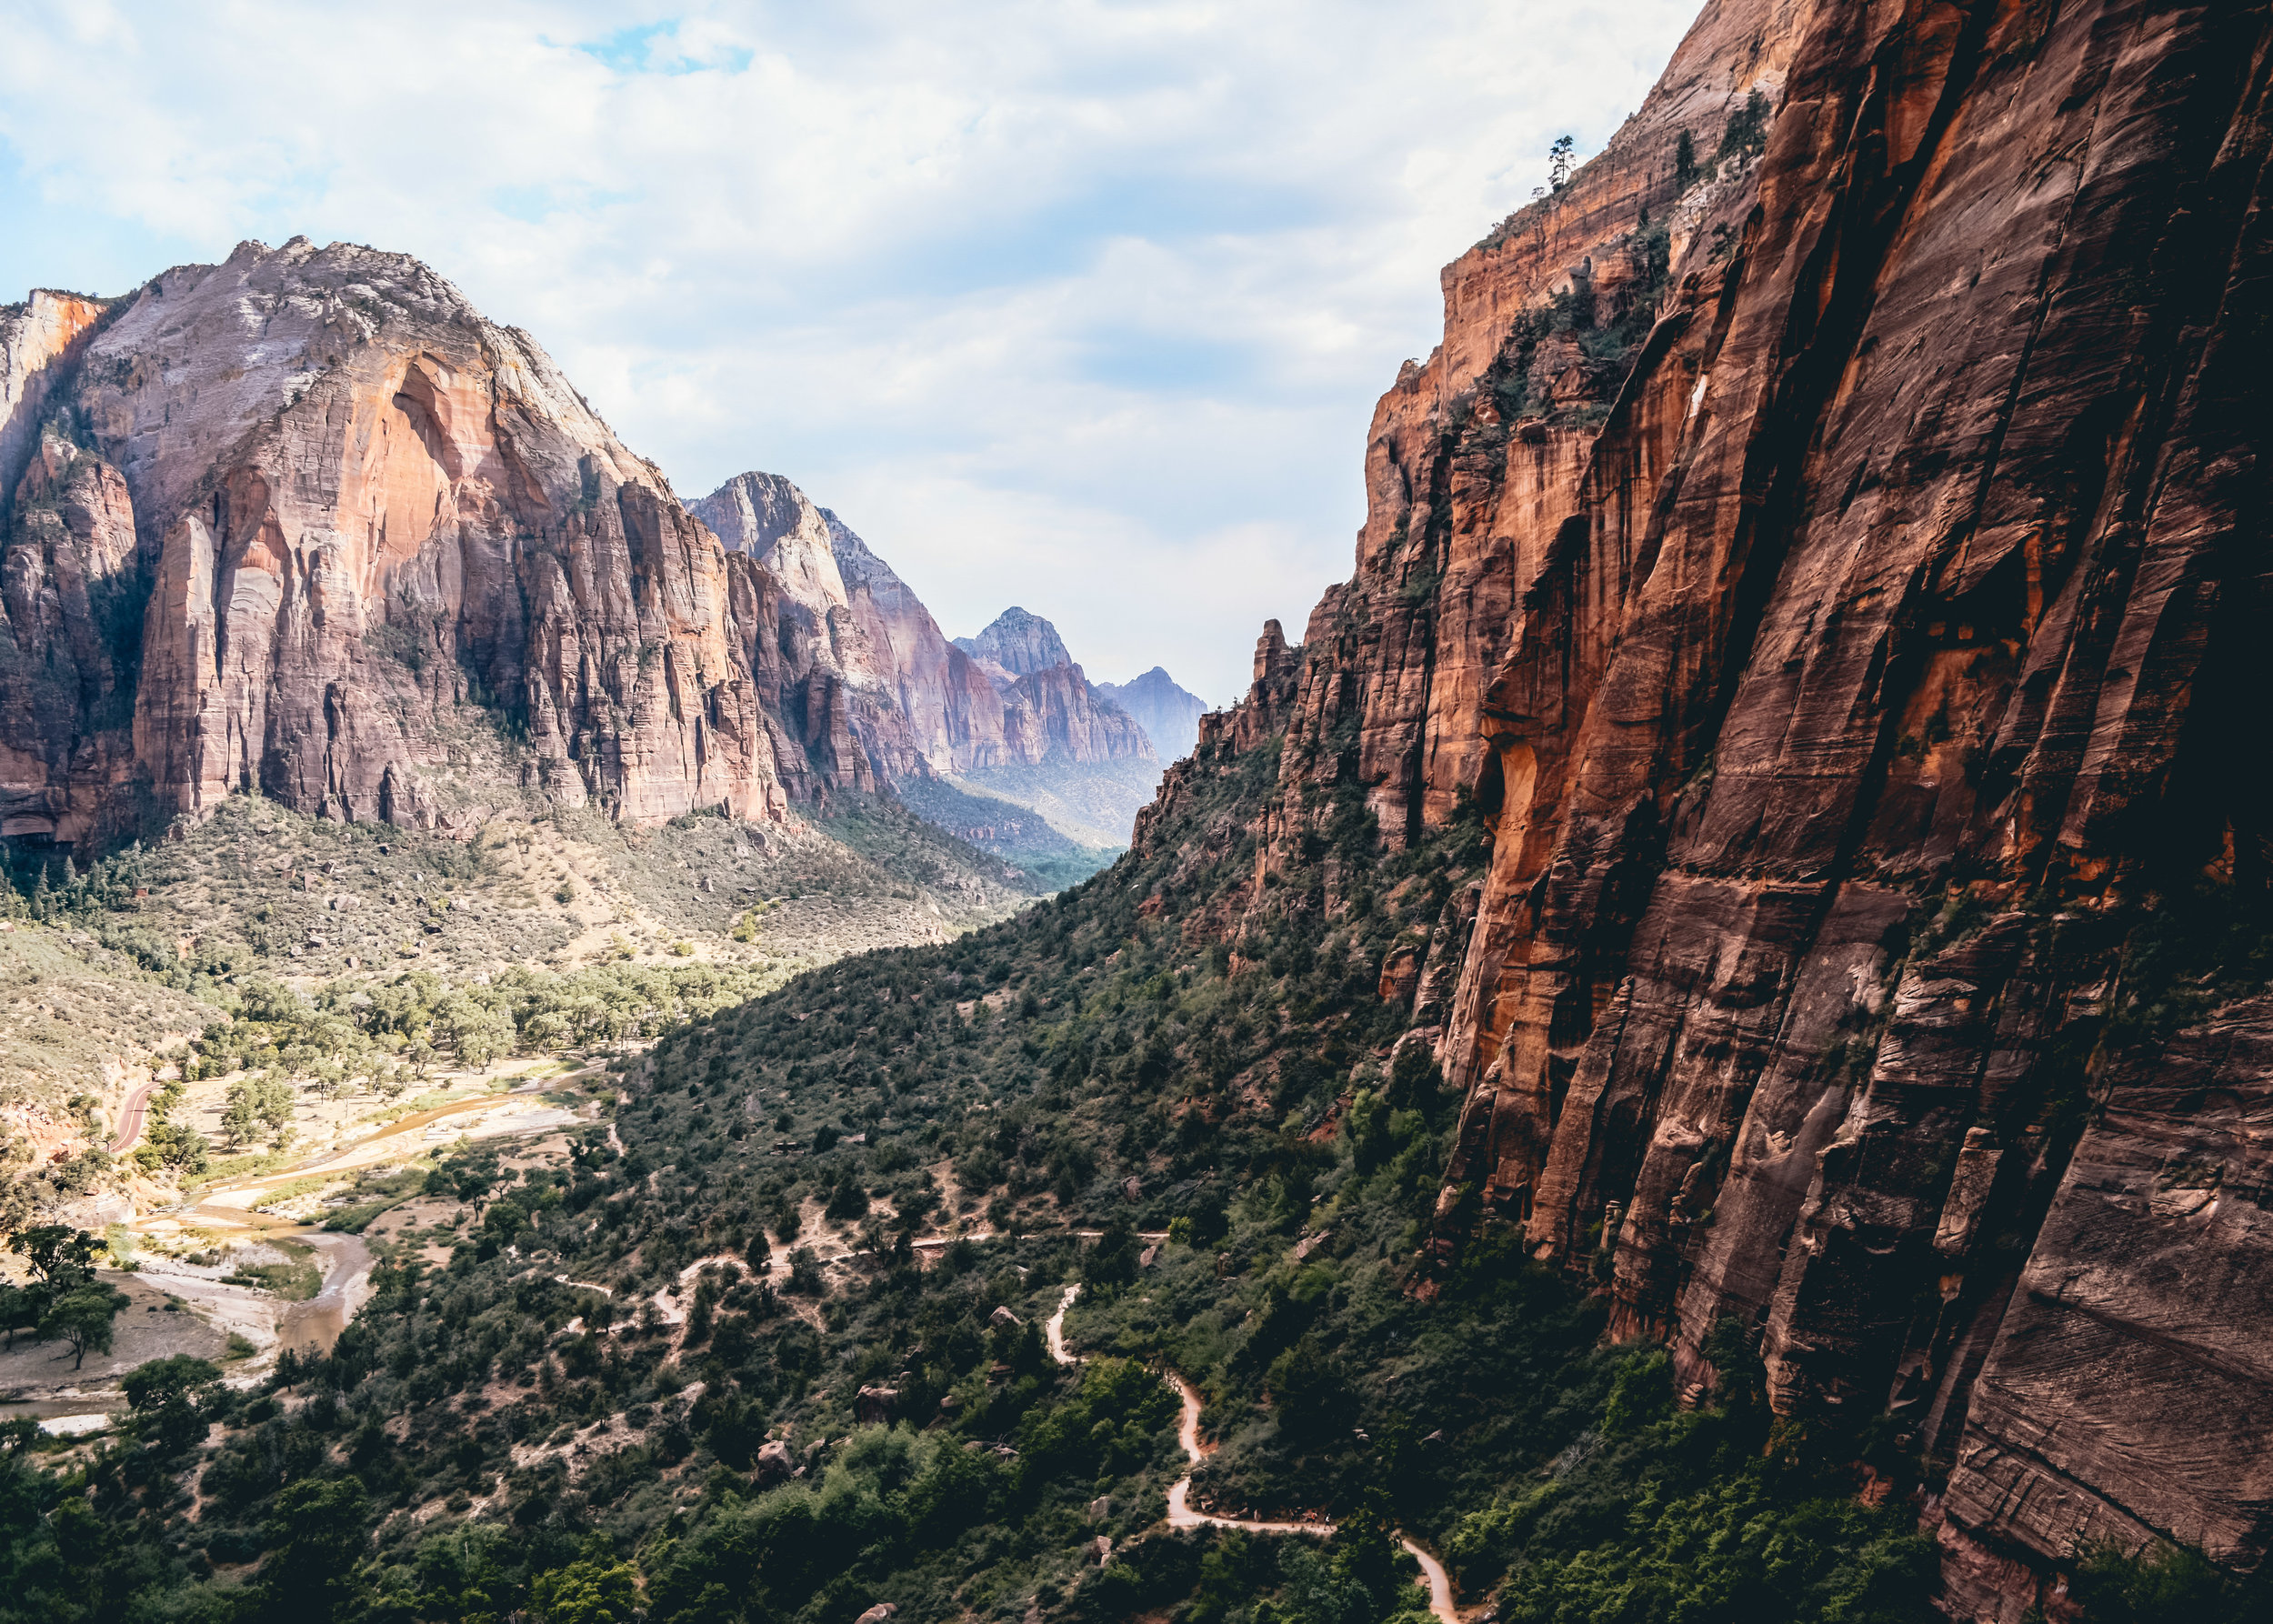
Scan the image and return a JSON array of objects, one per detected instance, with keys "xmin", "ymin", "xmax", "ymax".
[
  {"xmin": 1145, "ymin": 0, "xmax": 2273, "ymax": 1611},
  {"xmin": 0, "ymin": 242, "xmax": 974, "ymax": 849}
]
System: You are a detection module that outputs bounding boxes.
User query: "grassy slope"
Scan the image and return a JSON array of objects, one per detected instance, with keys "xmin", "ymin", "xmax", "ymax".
[
  {"xmin": 889, "ymin": 777, "xmax": 1117, "ymax": 893},
  {"xmin": 38, "ymin": 790, "xmax": 1038, "ymax": 989},
  {"xmin": 0, "ymin": 787, "xmax": 1046, "ymax": 1199}
]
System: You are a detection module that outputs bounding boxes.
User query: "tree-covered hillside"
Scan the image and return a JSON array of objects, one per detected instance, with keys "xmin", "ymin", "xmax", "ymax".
[{"xmin": 2, "ymin": 684, "xmax": 2233, "ymax": 1624}]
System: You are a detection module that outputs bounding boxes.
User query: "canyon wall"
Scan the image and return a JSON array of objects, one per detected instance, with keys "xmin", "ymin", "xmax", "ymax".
[
  {"xmin": 1145, "ymin": 0, "xmax": 2273, "ymax": 1612},
  {"xmin": 0, "ymin": 240, "xmax": 878, "ymax": 845},
  {"xmin": 1, "ymin": 245, "xmax": 1174, "ymax": 857}
]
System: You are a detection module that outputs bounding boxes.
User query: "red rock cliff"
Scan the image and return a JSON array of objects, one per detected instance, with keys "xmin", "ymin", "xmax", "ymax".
[{"xmin": 1151, "ymin": 0, "xmax": 2273, "ymax": 1612}]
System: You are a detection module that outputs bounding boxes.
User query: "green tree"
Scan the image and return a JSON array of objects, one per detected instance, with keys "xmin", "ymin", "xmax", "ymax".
[
  {"xmin": 1267, "ymin": 1334, "xmax": 1350, "ymax": 1441},
  {"xmin": 0, "ymin": 1282, "xmax": 45, "ymax": 1350},
  {"xmin": 531, "ymin": 1550, "xmax": 640, "ymax": 1624},
  {"xmin": 13, "ymin": 1224, "xmax": 102, "ymax": 1287},
  {"xmin": 133, "ymin": 1079, "xmax": 212, "ymax": 1177},
  {"xmin": 1548, "ymin": 133, "xmax": 1576, "ymax": 190},
  {"xmin": 1085, "ymin": 1214, "xmax": 1138, "ymax": 1290},
  {"xmin": 1603, "ymin": 1348, "xmax": 1673, "ymax": 1436},
  {"xmin": 253, "ymin": 1476, "xmax": 370, "ymax": 1622},
  {"xmin": 123, "ymin": 1353, "xmax": 220, "ymax": 1452},
  {"xmin": 37, "ymin": 1283, "xmax": 128, "ymax": 1369},
  {"xmin": 824, "ymin": 1171, "xmax": 869, "ymax": 1223},
  {"xmin": 222, "ymin": 1073, "xmax": 295, "ymax": 1148},
  {"xmin": 121, "ymin": 1352, "xmax": 221, "ymax": 1412}
]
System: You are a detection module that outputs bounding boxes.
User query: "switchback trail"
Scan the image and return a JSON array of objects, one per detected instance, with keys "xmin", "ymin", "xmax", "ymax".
[{"xmin": 1045, "ymin": 1285, "xmax": 1461, "ymax": 1624}]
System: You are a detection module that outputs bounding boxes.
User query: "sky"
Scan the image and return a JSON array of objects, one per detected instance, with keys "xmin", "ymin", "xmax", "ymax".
[{"xmin": 0, "ymin": 0, "xmax": 1695, "ymax": 706}]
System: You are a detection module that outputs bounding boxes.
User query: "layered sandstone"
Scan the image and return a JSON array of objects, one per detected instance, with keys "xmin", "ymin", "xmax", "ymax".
[
  {"xmin": 0, "ymin": 240, "xmax": 884, "ymax": 847},
  {"xmin": 692, "ymin": 469, "xmax": 928, "ymax": 785},
  {"xmin": 1140, "ymin": 0, "xmax": 2273, "ymax": 1611}
]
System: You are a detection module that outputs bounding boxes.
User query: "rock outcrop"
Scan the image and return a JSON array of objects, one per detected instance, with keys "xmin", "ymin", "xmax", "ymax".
[
  {"xmin": 824, "ymin": 509, "xmax": 1008, "ymax": 775},
  {"xmin": 1136, "ymin": 0, "xmax": 2273, "ymax": 1612},
  {"xmin": 0, "ymin": 290, "xmax": 107, "ymax": 517},
  {"xmin": 1096, "ymin": 667, "xmax": 1209, "ymax": 764},
  {"xmin": 689, "ymin": 478, "xmax": 1157, "ymax": 785},
  {"xmin": 951, "ymin": 606, "xmax": 1153, "ymax": 767}
]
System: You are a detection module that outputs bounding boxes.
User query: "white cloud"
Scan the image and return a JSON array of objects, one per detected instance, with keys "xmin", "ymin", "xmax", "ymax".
[{"xmin": 0, "ymin": 0, "xmax": 1695, "ymax": 700}]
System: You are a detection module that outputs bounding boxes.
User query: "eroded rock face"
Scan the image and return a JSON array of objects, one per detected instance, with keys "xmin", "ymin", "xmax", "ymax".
[
  {"xmin": 1136, "ymin": 0, "xmax": 2273, "ymax": 1608},
  {"xmin": 692, "ymin": 469, "xmax": 927, "ymax": 787},
  {"xmin": 4, "ymin": 245, "xmax": 1002, "ymax": 844},
  {"xmin": 0, "ymin": 290, "xmax": 106, "ymax": 513},
  {"xmin": 690, "ymin": 477, "xmax": 1156, "ymax": 779},
  {"xmin": 825, "ymin": 510, "xmax": 1016, "ymax": 777},
  {"xmin": 0, "ymin": 241, "xmax": 819, "ymax": 833}
]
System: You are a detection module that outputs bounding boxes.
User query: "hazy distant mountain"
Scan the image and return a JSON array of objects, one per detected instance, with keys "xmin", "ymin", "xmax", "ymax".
[
  {"xmin": 687, "ymin": 484, "xmax": 1164, "ymax": 847},
  {"xmin": 1095, "ymin": 667, "xmax": 1209, "ymax": 763},
  {"xmin": 952, "ymin": 606, "xmax": 1072, "ymax": 678}
]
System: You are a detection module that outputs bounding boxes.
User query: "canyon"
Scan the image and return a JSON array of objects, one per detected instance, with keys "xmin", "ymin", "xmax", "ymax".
[
  {"xmin": 687, "ymin": 479, "xmax": 1157, "ymax": 787},
  {"xmin": 1134, "ymin": 0, "xmax": 2273, "ymax": 1612},
  {"xmin": 1, "ymin": 0, "xmax": 2267, "ymax": 1614}
]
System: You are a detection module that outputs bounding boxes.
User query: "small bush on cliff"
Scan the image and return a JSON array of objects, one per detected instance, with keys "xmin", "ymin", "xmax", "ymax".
[{"xmin": 2071, "ymin": 1541, "xmax": 2272, "ymax": 1624}]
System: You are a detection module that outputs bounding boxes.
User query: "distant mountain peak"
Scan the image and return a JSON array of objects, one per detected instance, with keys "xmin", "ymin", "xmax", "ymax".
[
  {"xmin": 688, "ymin": 470, "xmax": 854, "ymax": 619},
  {"xmin": 1095, "ymin": 667, "xmax": 1209, "ymax": 765},
  {"xmin": 955, "ymin": 606, "xmax": 1073, "ymax": 677}
]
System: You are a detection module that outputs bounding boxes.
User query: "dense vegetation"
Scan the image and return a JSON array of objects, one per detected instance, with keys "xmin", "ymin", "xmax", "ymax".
[{"xmin": 0, "ymin": 687, "xmax": 2258, "ymax": 1624}]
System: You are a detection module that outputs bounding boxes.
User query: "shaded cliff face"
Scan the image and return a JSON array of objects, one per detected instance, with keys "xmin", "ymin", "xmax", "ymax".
[
  {"xmin": 0, "ymin": 290, "xmax": 106, "ymax": 518},
  {"xmin": 1136, "ymin": 0, "xmax": 2273, "ymax": 1611},
  {"xmin": 691, "ymin": 468, "xmax": 931, "ymax": 787}
]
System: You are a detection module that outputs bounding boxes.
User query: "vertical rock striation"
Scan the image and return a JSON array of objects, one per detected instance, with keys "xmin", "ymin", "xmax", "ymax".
[
  {"xmin": 0, "ymin": 242, "xmax": 916, "ymax": 847},
  {"xmin": 1, "ymin": 247, "xmax": 1183, "ymax": 854},
  {"xmin": 1132, "ymin": 0, "xmax": 2273, "ymax": 1611}
]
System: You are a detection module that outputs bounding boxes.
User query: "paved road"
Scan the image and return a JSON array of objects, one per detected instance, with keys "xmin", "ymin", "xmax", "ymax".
[{"xmin": 108, "ymin": 1078, "xmax": 160, "ymax": 1154}]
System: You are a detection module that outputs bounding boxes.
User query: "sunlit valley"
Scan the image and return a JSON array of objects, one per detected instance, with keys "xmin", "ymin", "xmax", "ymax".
[{"xmin": 3, "ymin": 3, "xmax": 2270, "ymax": 1622}]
